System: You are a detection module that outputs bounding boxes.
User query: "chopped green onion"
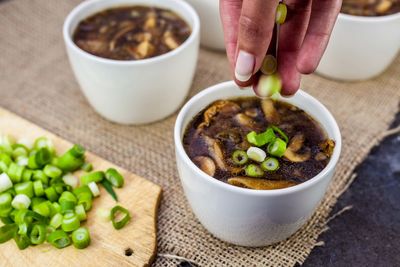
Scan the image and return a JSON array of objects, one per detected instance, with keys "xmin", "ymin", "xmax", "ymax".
[
  {"xmin": 246, "ymin": 147, "xmax": 267, "ymax": 162},
  {"xmin": 17, "ymin": 138, "xmax": 33, "ymax": 150},
  {"xmin": 57, "ymin": 144, "xmax": 85, "ymax": 172},
  {"xmin": 80, "ymin": 171, "xmax": 104, "ymax": 185},
  {"xmin": 16, "ymin": 156, "xmax": 28, "ymax": 167},
  {"xmin": 32, "ymin": 170, "xmax": 49, "ymax": 185},
  {"xmin": 33, "ymin": 180, "xmax": 44, "ymax": 197},
  {"xmin": 74, "ymin": 204, "xmax": 87, "ymax": 221},
  {"xmin": 231, "ymin": 150, "xmax": 248, "ymax": 165},
  {"xmin": 81, "ymin": 162, "xmax": 93, "ymax": 172},
  {"xmin": 0, "ymin": 173, "xmax": 13, "ymax": 193},
  {"xmin": 245, "ymin": 164, "xmax": 264, "ymax": 177},
  {"xmin": 12, "ymin": 144, "xmax": 28, "ymax": 159},
  {"xmin": 62, "ymin": 173, "xmax": 79, "ymax": 189},
  {"xmin": 14, "ymin": 233, "xmax": 31, "ymax": 250},
  {"xmin": 31, "ymin": 197, "xmax": 45, "ymax": 208},
  {"xmin": 44, "ymin": 187, "xmax": 58, "ymax": 202},
  {"xmin": 100, "ymin": 179, "xmax": 118, "ymax": 201},
  {"xmin": 105, "ymin": 168, "xmax": 124, "ymax": 188},
  {"xmin": 256, "ymin": 74, "xmax": 282, "ymax": 98},
  {"xmin": 50, "ymin": 213, "xmax": 63, "ymax": 229},
  {"xmin": 43, "ymin": 164, "xmax": 62, "ymax": 179},
  {"xmin": 71, "ymin": 227, "xmax": 90, "ymax": 249},
  {"xmin": 60, "ymin": 201, "xmax": 75, "ymax": 214},
  {"xmin": 77, "ymin": 192, "xmax": 92, "ymax": 211},
  {"xmin": 246, "ymin": 128, "xmax": 275, "ymax": 147},
  {"xmin": 0, "ymin": 223, "xmax": 18, "ymax": 244},
  {"xmin": 0, "ymin": 216, "xmax": 14, "ymax": 225},
  {"xmin": 87, "ymin": 182, "xmax": 100, "ymax": 197},
  {"xmin": 61, "ymin": 212, "xmax": 80, "ymax": 232},
  {"xmin": 271, "ymin": 126, "xmax": 289, "ymax": 143},
  {"xmin": 14, "ymin": 181, "xmax": 34, "ymax": 198},
  {"xmin": 0, "ymin": 207, "xmax": 13, "ymax": 218},
  {"xmin": 22, "ymin": 169, "xmax": 33, "ymax": 182},
  {"xmin": 7, "ymin": 162, "xmax": 25, "ymax": 183},
  {"xmin": 18, "ymin": 222, "xmax": 29, "ymax": 236},
  {"xmin": 33, "ymin": 201, "xmax": 52, "ymax": 217},
  {"xmin": 0, "ymin": 134, "xmax": 15, "ymax": 154},
  {"xmin": 28, "ymin": 148, "xmax": 52, "ymax": 169},
  {"xmin": 52, "ymin": 202, "xmax": 61, "ymax": 215},
  {"xmin": 261, "ymin": 157, "xmax": 280, "ymax": 171},
  {"xmin": 276, "ymin": 3, "xmax": 287, "ymax": 24},
  {"xmin": 59, "ymin": 191, "xmax": 77, "ymax": 205},
  {"xmin": 110, "ymin": 205, "xmax": 131, "ymax": 230},
  {"xmin": 34, "ymin": 137, "xmax": 54, "ymax": 154},
  {"xmin": 30, "ymin": 224, "xmax": 46, "ymax": 245},
  {"xmin": 11, "ymin": 194, "xmax": 31, "ymax": 210},
  {"xmin": 261, "ymin": 55, "xmax": 277, "ymax": 75},
  {"xmin": 267, "ymin": 138, "xmax": 287, "ymax": 157},
  {"xmin": 47, "ymin": 230, "xmax": 71, "ymax": 249},
  {"xmin": 73, "ymin": 185, "xmax": 91, "ymax": 199},
  {"xmin": 0, "ymin": 153, "xmax": 12, "ymax": 172},
  {"xmin": 0, "ymin": 192, "xmax": 12, "ymax": 211}
]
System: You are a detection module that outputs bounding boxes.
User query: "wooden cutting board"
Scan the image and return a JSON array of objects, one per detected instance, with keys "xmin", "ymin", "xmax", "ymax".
[{"xmin": 0, "ymin": 108, "xmax": 162, "ymax": 267}]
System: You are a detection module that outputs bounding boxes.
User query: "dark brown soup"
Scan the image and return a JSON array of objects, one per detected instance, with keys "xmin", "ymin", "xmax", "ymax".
[
  {"xmin": 183, "ymin": 98, "xmax": 335, "ymax": 190},
  {"xmin": 341, "ymin": 0, "xmax": 400, "ymax": 16},
  {"xmin": 73, "ymin": 6, "xmax": 191, "ymax": 60}
]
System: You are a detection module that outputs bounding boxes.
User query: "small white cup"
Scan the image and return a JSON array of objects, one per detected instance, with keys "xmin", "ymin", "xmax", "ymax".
[
  {"xmin": 317, "ymin": 12, "xmax": 400, "ymax": 81},
  {"xmin": 63, "ymin": 0, "xmax": 200, "ymax": 124},
  {"xmin": 174, "ymin": 81, "xmax": 342, "ymax": 247},
  {"xmin": 184, "ymin": 0, "xmax": 225, "ymax": 51}
]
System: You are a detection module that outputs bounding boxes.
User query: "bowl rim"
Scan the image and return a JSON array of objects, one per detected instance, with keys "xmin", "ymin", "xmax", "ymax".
[
  {"xmin": 338, "ymin": 11, "xmax": 400, "ymax": 22},
  {"xmin": 174, "ymin": 81, "xmax": 342, "ymax": 196},
  {"xmin": 62, "ymin": 0, "xmax": 200, "ymax": 66}
]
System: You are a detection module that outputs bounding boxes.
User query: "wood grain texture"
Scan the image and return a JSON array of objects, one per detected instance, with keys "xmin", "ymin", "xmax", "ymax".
[{"xmin": 0, "ymin": 107, "xmax": 162, "ymax": 267}]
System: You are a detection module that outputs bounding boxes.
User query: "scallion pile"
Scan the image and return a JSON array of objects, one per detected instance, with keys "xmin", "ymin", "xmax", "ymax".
[{"xmin": 0, "ymin": 135, "xmax": 131, "ymax": 250}]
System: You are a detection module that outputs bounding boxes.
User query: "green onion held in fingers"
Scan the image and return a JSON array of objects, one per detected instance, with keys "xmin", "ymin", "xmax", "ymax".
[
  {"xmin": 71, "ymin": 227, "xmax": 90, "ymax": 249},
  {"xmin": 276, "ymin": 3, "xmax": 287, "ymax": 24},
  {"xmin": 80, "ymin": 171, "xmax": 104, "ymax": 185},
  {"xmin": 261, "ymin": 157, "xmax": 280, "ymax": 171},
  {"xmin": 110, "ymin": 205, "xmax": 131, "ymax": 230},
  {"xmin": 47, "ymin": 229, "xmax": 71, "ymax": 249},
  {"xmin": 105, "ymin": 168, "xmax": 124, "ymax": 188},
  {"xmin": 255, "ymin": 73, "xmax": 282, "ymax": 99},
  {"xmin": 261, "ymin": 55, "xmax": 277, "ymax": 75},
  {"xmin": 30, "ymin": 224, "xmax": 46, "ymax": 245},
  {"xmin": 57, "ymin": 144, "xmax": 85, "ymax": 172},
  {"xmin": 245, "ymin": 164, "xmax": 264, "ymax": 178},
  {"xmin": 231, "ymin": 150, "xmax": 248, "ymax": 165}
]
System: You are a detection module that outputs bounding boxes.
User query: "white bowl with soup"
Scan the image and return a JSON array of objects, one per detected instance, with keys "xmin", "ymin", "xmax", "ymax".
[
  {"xmin": 63, "ymin": 0, "xmax": 200, "ymax": 124},
  {"xmin": 174, "ymin": 81, "xmax": 341, "ymax": 246},
  {"xmin": 317, "ymin": 1, "xmax": 400, "ymax": 81}
]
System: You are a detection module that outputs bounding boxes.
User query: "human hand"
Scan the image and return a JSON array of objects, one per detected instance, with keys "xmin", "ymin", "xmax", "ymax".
[{"xmin": 220, "ymin": 0, "xmax": 342, "ymax": 96}]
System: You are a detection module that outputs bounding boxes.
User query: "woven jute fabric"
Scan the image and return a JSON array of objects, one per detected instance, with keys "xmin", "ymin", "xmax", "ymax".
[{"xmin": 1, "ymin": 0, "xmax": 399, "ymax": 266}]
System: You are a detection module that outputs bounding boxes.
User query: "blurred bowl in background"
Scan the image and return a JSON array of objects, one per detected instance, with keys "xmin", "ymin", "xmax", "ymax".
[
  {"xmin": 317, "ymin": 12, "xmax": 400, "ymax": 81},
  {"xmin": 184, "ymin": 0, "xmax": 225, "ymax": 51}
]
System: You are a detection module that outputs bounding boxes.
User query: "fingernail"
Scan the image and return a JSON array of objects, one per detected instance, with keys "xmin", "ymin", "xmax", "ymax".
[{"xmin": 235, "ymin": 50, "xmax": 255, "ymax": 82}]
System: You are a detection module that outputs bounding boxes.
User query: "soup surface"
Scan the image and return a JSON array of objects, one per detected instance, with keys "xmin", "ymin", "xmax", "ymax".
[
  {"xmin": 73, "ymin": 6, "xmax": 191, "ymax": 60},
  {"xmin": 341, "ymin": 0, "xmax": 400, "ymax": 16},
  {"xmin": 183, "ymin": 98, "xmax": 335, "ymax": 190}
]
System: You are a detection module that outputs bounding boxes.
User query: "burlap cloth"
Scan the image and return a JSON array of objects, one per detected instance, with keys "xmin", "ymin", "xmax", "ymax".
[{"xmin": 0, "ymin": 0, "xmax": 399, "ymax": 266}]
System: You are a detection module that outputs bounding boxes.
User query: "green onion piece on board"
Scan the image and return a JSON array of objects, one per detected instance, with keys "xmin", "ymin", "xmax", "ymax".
[
  {"xmin": 81, "ymin": 162, "xmax": 93, "ymax": 172},
  {"xmin": 43, "ymin": 164, "xmax": 62, "ymax": 179},
  {"xmin": 72, "ymin": 185, "xmax": 92, "ymax": 199},
  {"xmin": 77, "ymin": 192, "xmax": 92, "ymax": 211},
  {"xmin": 74, "ymin": 204, "xmax": 87, "ymax": 221},
  {"xmin": 0, "ymin": 192, "xmax": 12, "ymax": 211},
  {"xmin": 57, "ymin": 145, "xmax": 85, "ymax": 172},
  {"xmin": 105, "ymin": 168, "xmax": 124, "ymax": 188},
  {"xmin": 0, "ymin": 173, "xmax": 13, "ymax": 193},
  {"xmin": 231, "ymin": 150, "xmax": 248, "ymax": 165},
  {"xmin": 33, "ymin": 201, "xmax": 52, "ymax": 217},
  {"xmin": 276, "ymin": 3, "xmax": 287, "ymax": 24},
  {"xmin": 71, "ymin": 227, "xmax": 90, "ymax": 249},
  {"xmin": 44, "ymin": 187, "xmax": 58, "ymax": 202},
  {"xmin": 0, "ymin": 224, "xmax": 18, "ymax": 244},
  {"xmin": 30, "ymin": 224, "xmax": 46, "ymax": 245},
  {"xmin": 34, "ymin": 137, "xmax": 55, "ymax": 155},
  {"xmin": 59, "ymin": 191, "xmax": 77, "ymax": 205},
  {"xmin": 267, "ymin": 138, "xmax": 287, "ymax": 157},
  {"xmin": 100, "ymin": 179, "xmax": 118, "ymax": 202},
  {"xmin": 245, "ymin": 164, "xmax": 264, "ymax": 178},
  {"xmin": 87, "ymin": 182, "xmax": 100, "ymax": 197},
  {"xmin": 47, "ymin": 230, "xmax": 71, "ymax": 249},
  {"xmin": 111, "ymin": 205, "xmax": 131, "ymax": 230},
  {"xmin": 14, "ymin": 233, "xmax": 31, "ymax": 250},
  {"xmin": 60, "ymin": 201, "xmax": 75, "ymax": 215},
  {"xmin": 0, "ymin": 153, "xmax": 12, "ymax": 172},
  {"xmin": 11, "ymin": 194, "xmax": 31, "ymax": 210},
  {"xmin": 261, "ymin": 157, "xmax": 280, "ymax": 171},
  {"xmin": 32, "ymin": 170, "xmax": 49, "ymax": 186},
  {"xmin": 14, "ymin": 181, "xmax": 34, "ymax": 198},
  {"xmin": 0, "ymin": 134, "xmax": 15, "ymax": 154},
  {"xmin": 33, "ymin": 180, "xmax": 45, "ymax": 197},
  {"xmin": 0, "ymin": 216, "xmax": 14, "ymax": 225},
  {"xmin": 61, "ymin": 213, "xmax": 80, "ymax": 232},
  {"xmin": 7, "ymin": 163, "xmax": 25, "ymax": 183},
  {"xmin": 80, "ymin": 171, "xmax": 104, "ymax": 185},
  {"xmin": 49, "ymin": 213, "xmax": 63, "ymax": 229},
  {"xmin": 12, "ymin": 144, "xmax": 28, "ymax": 159},
  {"xmin": 62, "ymin": 174, "xmax": 79, "ymax": 189},
  {"xmin": 22, "ymin": 169, "xmax": 33, "ymax": 182},
  {"xmin": 31, "ymin": 197, "xmax": 45, "ymax": 208}
]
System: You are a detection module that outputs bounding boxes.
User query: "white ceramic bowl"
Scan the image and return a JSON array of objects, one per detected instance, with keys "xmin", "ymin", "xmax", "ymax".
[
  {"xmin": 63, "ymin": 0, "xmax": 200, "ymax": 124},
  {"xmin": 174, "ymin": 81, "xmax": 342, "ymax": 247},
  {"xmin": 317, "ymin": 12, "xmax": 400, "ymax": 81},
  {"xmin": 184, "ymin": 0, "xmax": 225, "ymax": 50}
]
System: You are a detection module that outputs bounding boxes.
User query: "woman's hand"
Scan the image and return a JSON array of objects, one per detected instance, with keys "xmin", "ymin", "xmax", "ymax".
[{"xmin": 220, "ymin": 0, "xmax": 342, "ymax": 96}]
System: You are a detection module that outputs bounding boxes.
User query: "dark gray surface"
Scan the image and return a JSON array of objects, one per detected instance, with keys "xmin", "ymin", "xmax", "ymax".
[{"xmin": 303, "ymin": 111, "xmax": 400, "ymax": 267}]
